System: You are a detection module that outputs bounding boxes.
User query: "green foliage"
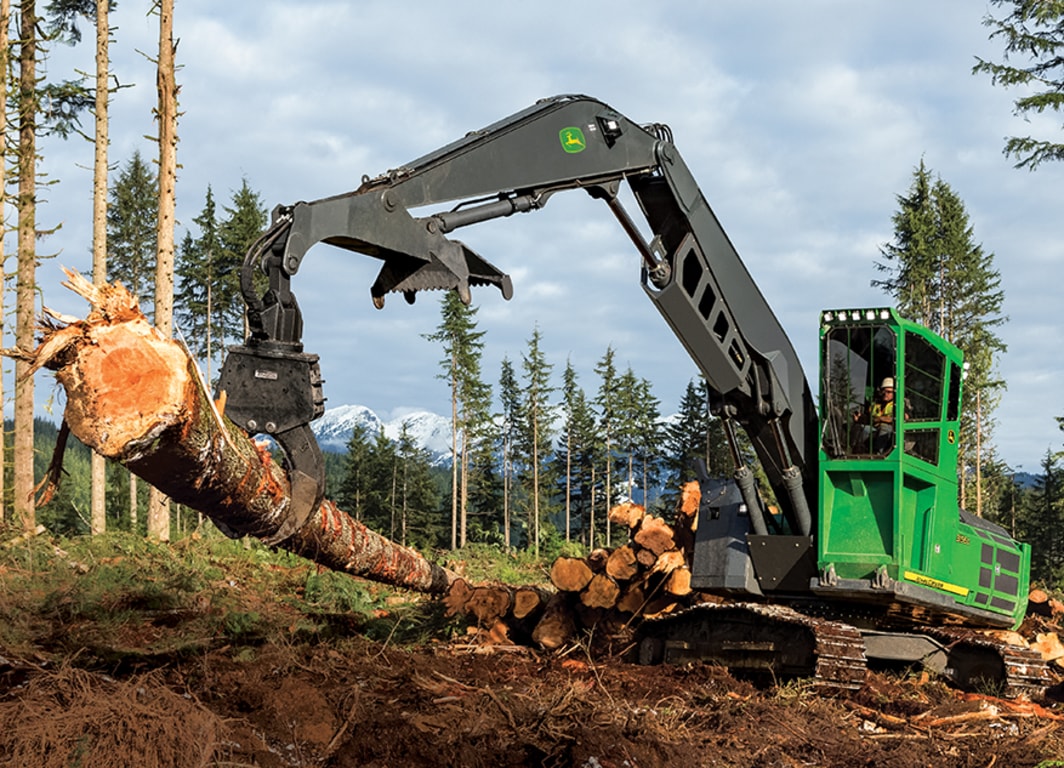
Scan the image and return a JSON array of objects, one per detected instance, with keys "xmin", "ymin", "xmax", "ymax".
[
  {"xmin": 107, "ymin": 151, "xmax": 159, "ymax": 311},
  {"xmin": 874, "ymin": 161, "xmax": 1007, "ymax": 511},
  {"xmin": 1016, "ymin": 449, "xmax": 1064, "ymax": 586},
  {"xmin": 175, "ymin": 180, "xmax": 268, "ymax": 375},
  {"xmin": 974, "ymin": 0, "xmax": 1064, "ymax": 170}
]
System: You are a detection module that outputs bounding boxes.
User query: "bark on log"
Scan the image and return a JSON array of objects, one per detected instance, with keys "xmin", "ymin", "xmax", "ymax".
[{"xmin": 14, "ymin": 272, "xmax": 456, "ymax": 594}]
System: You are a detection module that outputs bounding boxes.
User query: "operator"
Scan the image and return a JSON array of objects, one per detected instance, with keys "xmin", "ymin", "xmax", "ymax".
[{"xmin": 853, "ymin": 377, "xmax": 897, "ymax": 454}]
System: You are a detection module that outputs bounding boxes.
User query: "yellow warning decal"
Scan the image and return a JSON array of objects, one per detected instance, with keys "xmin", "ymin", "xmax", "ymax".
[{"xmin": 903, "ymin": 571, "xmax": 969, "ymax": 597}]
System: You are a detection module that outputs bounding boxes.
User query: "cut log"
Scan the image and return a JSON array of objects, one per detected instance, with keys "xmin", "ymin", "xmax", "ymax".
[
  {"xmin": 11, "ymin": 271, "xmax": 456, "ymax": 594},
  {"xmin": 550, "ymin": 557, "xmax": 594, "ymax": 592},
  {"xmin": 580, "ymin": 573, "xmax": 621, "ymax": 610},
  {"xmin": 587, "ymin": 548, "xmax": 610, "ymax": 573},
  {"xmin": 465, "ymin": 585, "xmax": 514, "ymax": 626},
  {"xmin": 532, "ymin": 592, "xmax": 576, "ymax": 650},
  {"xmin": 604, "ymin": 544, "xmax": 640, "ymax": 582},
  {"xmin": 650, "ymin": 549, "xmax": 687, "ymax": 576},
  {"xmin": 616, "ymin": 582, "xmax": 646, "ymax": 615},
  {"xmin": 635, "ymin": 547, "xmax": 658, "ymax": 568},
  {"xmin": 679, "ymin": 481, "xmax": 701, "ymax": 519},
  {"xmin": 608, "ymin": 501, "xmax": 645, "ymax": 531},
  {"xmin": 512, "ymin": 585, "xmax": 552, "ymax": 621},
  {"xmin": 443, "ymin": 578, "xmax": 475, "ymax": 616},
  {"xmin": 1029, "ymin": 589, "xmax": 1053, "ymax": 617},
  {"xmin": 665, "ymin": 566, "xmax": 692, "ymax": 597},
  {"xmin": 633, "ymin": 516, "xmax": 676, "ymax": 557},
  {"xmin": 1032, "ymin": 632, "xmax": 1064, "ymax": 663}
]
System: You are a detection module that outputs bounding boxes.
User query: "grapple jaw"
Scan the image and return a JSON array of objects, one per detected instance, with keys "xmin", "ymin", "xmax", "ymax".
[{"xmin": 370, "ymin": 239, "xmax": 513, "ymax": 308}]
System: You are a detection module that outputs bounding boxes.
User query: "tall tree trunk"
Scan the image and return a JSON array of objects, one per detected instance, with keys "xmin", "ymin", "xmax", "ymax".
[
  {"xmin": 449, "ymin": 353, "xmax": 457, "ymax": 550},
  {"xmin": 90, "ymin": 0, "xmax": 111, "ymax": 535},
  {"xmin": 14, "ymin": 0, "xmax": 38, "ymax": 533},
  {"xmin": 459, "ymin": 428, "xmax": 468, "ymax": 547},
  {"xmin": 0, "ymin": 0, "xmax": 9, "ymax": 523},
  {"xmin": 149, "ymin": 0, "xmax": 178, "ymax": 541},
  {"xmin": 19, "ymin": 273, "xmax": 456, "ymax": 593}
]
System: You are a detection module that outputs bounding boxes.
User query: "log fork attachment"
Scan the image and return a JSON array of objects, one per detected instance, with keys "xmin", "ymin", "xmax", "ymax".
[{"xmin": 217, "ymin": 194, "xmax": 515, "ymax": 542}]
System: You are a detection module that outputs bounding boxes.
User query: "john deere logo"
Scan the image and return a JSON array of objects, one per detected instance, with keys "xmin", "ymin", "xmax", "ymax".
[{"xmin": 559, "ymin": 127, "xmax": 586, "ymax": 153}]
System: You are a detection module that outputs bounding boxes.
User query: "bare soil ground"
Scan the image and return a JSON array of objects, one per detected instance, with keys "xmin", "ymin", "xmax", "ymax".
[{"xmin": 1, "ymin": 537, "xmax": 1063, "ymax": 767}]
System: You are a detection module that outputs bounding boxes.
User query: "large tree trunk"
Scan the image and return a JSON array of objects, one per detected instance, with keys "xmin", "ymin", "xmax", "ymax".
[
  {"xmin": 20, "ymin": 272, "xmax": 456, "ymax": 594},
  {"xmin": 0, "ymin": 0, "xmax": 10, "ymax": 523},
  {"xmin": 14, "ymin": 0, "xmax": 38, "ymax": 533},
  {"xmin": 90, "ymin": 0, "xmax": 111, "ymax": 536},
  {"xmin": 149, "ymin": 0, "xmax": 178, "ymax": 541}
]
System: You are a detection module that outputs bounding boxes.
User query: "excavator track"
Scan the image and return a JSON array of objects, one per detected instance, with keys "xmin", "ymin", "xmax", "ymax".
[
  {"xmin": 637, "ymin": 601, "xmax": 1052, "ymax": 698},
  {"xmin": 636, "ymin": 602, "xmax": 868, "ymax": 691},
  {"xmin": 923, "ymin": 627, "xmax": 1052, "ymax": 699}
]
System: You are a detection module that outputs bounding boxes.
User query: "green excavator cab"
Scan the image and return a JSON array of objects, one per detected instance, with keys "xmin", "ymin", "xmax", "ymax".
[{"xmin": 816, "ymin": 307, "xmax": 1029, "ymax": 629}]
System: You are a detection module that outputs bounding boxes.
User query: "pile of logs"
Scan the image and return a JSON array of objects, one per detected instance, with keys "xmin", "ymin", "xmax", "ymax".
[{"xmin": 443, "ymin": 483, "xmax": 716, "ymax": 650}]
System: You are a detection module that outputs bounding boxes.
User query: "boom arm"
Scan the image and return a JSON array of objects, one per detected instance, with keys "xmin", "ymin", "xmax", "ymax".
[{"xmin": 220, "ymin": 95, "xmax": 819, "ymax": 539}]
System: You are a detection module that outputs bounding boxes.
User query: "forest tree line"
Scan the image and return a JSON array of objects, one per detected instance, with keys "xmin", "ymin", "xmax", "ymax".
[{"xmin": 1, "ymin": 2, "xmax": 1064, "ymax": 588}]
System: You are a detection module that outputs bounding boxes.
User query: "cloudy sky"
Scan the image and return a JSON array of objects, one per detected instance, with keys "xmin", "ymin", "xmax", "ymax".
[{"xmin": 30, "ymin": 0, "xmax": 1064, "ymax": 472}]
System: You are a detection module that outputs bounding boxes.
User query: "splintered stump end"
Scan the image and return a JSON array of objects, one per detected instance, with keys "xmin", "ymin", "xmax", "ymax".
[
  {"xmin": 15, "ymin": 272, "xmax": 457, "ymax": 595},
  {"xmin": 58, "ymin": 321, "xmax": 194, "ymax": 458}
]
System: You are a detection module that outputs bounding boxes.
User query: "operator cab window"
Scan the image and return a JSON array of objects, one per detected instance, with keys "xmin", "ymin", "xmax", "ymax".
[
  {"xmin": 902, "ymin": 331, "xmax": 945, "ymax": 466},
  {"xmin": 821, "ymin": 325, "xmax": 897, "ymax": 459}
]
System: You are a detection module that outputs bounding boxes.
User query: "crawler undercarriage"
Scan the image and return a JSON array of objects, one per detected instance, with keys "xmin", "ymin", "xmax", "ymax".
[{"xmin": 636, "ymin": 602, "xmax": 1051, "ymax": 697}]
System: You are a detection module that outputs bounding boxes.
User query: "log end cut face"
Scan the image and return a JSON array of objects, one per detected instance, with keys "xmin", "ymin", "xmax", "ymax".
[{"xmin": 59, "ymin": 321, "xmax": 193, "ymax": 457}]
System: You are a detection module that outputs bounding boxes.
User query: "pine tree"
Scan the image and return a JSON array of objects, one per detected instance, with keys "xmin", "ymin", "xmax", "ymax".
[
  {"xmin": 614, "ymin": 366, "xmax": 643, "ymax": 506},
  {"xmin": 337, "ymin": 422, "xmax": 373, "ymax": 521},
  {"xmin": 633, "ymin": 376, "xmax": 664, "ymax": 510},
  {"xmin": 517, "ymin": 327, "xmax": 555, "ymax": 555},
  {"xmin": 974, "ymin": 1, "xmax": 1064, "ymax": 169},
  {"xmin": 88, "ymin": 0, "xmax": 112, "ymax": 537},
  {"xmin": 593, "ymin": 346, "xmax": 619, "ymax": 546},
  {"xmin": 217, "ymin": 179, "xmax": 267, "ymax": 342},
  {"xmin": 175, "ymin": 187, "xmax": 226, "ymax": 377},
  {"xmin": 496, "ymin": 357, "xmax": 520, "ymax": 549},
  {"xmin": 393, "ymin": 421, "xmax": 444, "ymax": 549},
  {"xmin": 874, "ymin": 161, "xmax": 1007, "ymax": 514},
  {"xmin": 553, "ymin": 360, "xmax": 583, "ymax": 541},
  {"xmin": 424, "ymin": 291, "xmax": 489, "ymax": 548},
  {"xmin": 1016, "ymin": 449, "xmax": 1064, "ymax": 585},
  {"xmin": 107, "ymin": 151, "xmax": 158, "ymax": 307}
]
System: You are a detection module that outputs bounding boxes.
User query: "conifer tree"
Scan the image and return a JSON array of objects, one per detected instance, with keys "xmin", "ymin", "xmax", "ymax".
[
  {"xmin": 875, "ymin": 161, "xmax": 1006, "ymax": 514},
  {"xmin": 175, "ymin": 187, "xmax": 226, "ymax": 377},
  {"xmin": 633, "ymin": 375, "xmax": 664, "ymax": 510},
  {"xmin": 554, "ymin": 360, "xmax": 586, "ymax": 540},
  {"xmin": 497, "ymin": 357, "xmax": 520, "ymax": 549},
  {"xmin": 517, "ymin": 327, "xmax": 555, "ymax": 555},
  {"xmin": 593, "ymin": 346, "xmax": 619, "ymax": 546},
  {"xmin": 975, "ymin": 0, "xmax": 1064, "ymax": 169},
  {"xmin": 217, "ymin": 179, "xmax": 267, "ymax": 341},
  {"xmin": 1016, "ymin": 449, "xmax": 1064, "ymax": 585},
  {"xmin": 12, "ymin": 0, "xmax": 95, "ymax": 531},
  {"xmin": 615, "ymin": 366, "xmax": 643, "ymax": 504},
  {"xmin": 393, "ymin": 421, "xmax": 443, "ymax": 549},
  {"xmin": 337, "ymin": 422, "xmax": 373, "ymax": 522},
  {"xmin": 424, "ymin": 291, "xmax": 488, "ymax": 548},
  {"xmin": 107, "ymin": 151, "xmax": 158, "ymax": 307}
]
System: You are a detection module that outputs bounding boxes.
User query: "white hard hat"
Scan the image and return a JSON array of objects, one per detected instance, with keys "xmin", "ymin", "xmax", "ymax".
[{"xmin": 880, "ymin": 377, "xmax": 895, "ymax": 389}]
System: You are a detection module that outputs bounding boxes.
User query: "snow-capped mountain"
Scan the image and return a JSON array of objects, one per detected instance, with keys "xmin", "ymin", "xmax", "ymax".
[{"xmin": 311, "ymin": 404, "xmax": 453, "ymax": 465}]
